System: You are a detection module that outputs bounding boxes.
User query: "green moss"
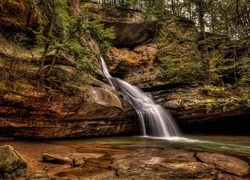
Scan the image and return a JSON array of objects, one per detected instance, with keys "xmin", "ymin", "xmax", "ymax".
[
  {"xmin": 12, "ymin": 79, "xmax": 34, "ymax": 93},
  {"xmin": 44, "ymin": 66, "xmax": 92, "ymax": 96},
  {"xmin": 0, "ymin": 158, "xmax": 9, "ymax": 168},
  {"xmin": 222, "ymin": 104, "xmax": 240, "ymax": 112},
  {"xmin": 240, "ymin": 89, "xmax": 250, "ymax": 107},
  {"xmin": 201, "ymin": 86, "xmax": 231, "ymax": 98}
]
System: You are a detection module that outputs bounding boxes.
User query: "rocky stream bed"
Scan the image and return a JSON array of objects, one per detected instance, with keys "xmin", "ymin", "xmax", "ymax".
[{"xmin": 0, "ymin": 136, "xmax": 250, "ymax": 179}]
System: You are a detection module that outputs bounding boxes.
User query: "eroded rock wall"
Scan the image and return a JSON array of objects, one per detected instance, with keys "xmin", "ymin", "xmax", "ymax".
[
  {"xmin": 0, "ymin": 1, "xmax": 140, "ymax": 139},
  {"xmin": 99, "ymin": 6, "xmax": 250, "ymax": 135},
  {"xmin": 0, "ymin": 1, "xmax": 249, "ymax": 138}
]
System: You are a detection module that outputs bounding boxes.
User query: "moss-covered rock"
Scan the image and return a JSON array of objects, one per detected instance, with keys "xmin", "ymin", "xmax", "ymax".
[{"xmin": 0, "ymin": 145, "xmax": 27, "ymax": 179}]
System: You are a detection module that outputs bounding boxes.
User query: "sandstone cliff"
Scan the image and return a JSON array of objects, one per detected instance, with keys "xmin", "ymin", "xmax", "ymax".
[
  {"xmin": 0, "ymin": 0, "xmax": 139, "ymax": 139},
  {"xmin": 0, "ymin": 1, "xmax": 249, "ymax": 139},
  {"xmin": 96, "ymin": 4, "xmax": 250, "ymax": 135}
]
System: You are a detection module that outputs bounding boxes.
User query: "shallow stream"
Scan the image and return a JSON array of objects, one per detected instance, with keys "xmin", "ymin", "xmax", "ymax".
[
  {"xmin": 49, "ymin": 135, "xmax": 250, "ymax": 162},
  {"xmin": 1, "ymin": 135, "xmax": 249, "ymax": 179}
]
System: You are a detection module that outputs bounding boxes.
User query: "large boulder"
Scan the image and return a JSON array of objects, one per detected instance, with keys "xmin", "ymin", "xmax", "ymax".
[{"xmin": 0, "ymin": 145, "xmax": 27, "ymax": 179}]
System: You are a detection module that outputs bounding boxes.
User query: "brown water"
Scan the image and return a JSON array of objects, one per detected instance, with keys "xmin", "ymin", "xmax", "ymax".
[
  {"xmin": 1, "ymin": 135, "xmax": 250, "ymax": 179},
  {"xmin": 49, "ymin": 135, "xmax": 250, "ymax": 165},
  {"xmin": 43, "ymin": 135, "xmax": 250, "ymax": 166}
]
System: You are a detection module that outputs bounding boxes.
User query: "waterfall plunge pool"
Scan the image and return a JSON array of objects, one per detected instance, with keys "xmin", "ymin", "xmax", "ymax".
[
  {"xmin": 48, "ymin": 135, "xmax": 250, "ymax": 157},
  {"xmin": 1, "ymin": 135, "xmax": 250, "ymax": 179}
]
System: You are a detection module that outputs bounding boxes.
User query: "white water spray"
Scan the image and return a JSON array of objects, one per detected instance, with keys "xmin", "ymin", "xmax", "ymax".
[{"xmin": 100, "ymin": 56, "xmax": 181, "ymax": 138}]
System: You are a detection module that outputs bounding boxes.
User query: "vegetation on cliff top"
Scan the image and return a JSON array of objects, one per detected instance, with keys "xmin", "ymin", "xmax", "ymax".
[
  {"xmin": 91, "ymin": 0, "xmax": 250, "ymax": 108},
  {"xmin": 0, "ymin": 0, "xmax": 249, "ymax": 107},
  {"xmin": 92, "ymin": 0, "xmax": 250, "ymax": 83},
  {"xmin": 0, "ymin": 0, "xmax": 115, "ymax": 95},
  {"xmin": 30, "ymin": 0, "xmax": 115, "ymax": 76}
]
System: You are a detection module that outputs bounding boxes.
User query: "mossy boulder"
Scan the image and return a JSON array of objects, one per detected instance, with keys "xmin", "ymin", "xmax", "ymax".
[{"xmin": 0, "ymin": 145, "xmax": 27, "ymax": 179}]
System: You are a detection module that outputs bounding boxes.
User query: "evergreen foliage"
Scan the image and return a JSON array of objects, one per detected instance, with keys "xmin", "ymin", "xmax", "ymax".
[
  {"xmin": 156, "ymin": 23, "xmax": 205, "ymax": 85},
  {"xmin": 30, "ymin": 0, "xmax": 74, "ymax": 75},
  {"xmin": 87, "ymin": 20, "xmax": 115, "ymax": 52},
  {"xmin": 28, "ymin": 0, "xmax": 116, "ymax": 94},
  {"xmin": 30, "ymin": 0, "xmax": 115, "ymax": 78},
  {"xmin": 91, "ymin": 0, "xmax": 250, "ymax": 91},
  {"xmin": 3, "ymin": 0, "xmax": 249, "ymax": 103}
]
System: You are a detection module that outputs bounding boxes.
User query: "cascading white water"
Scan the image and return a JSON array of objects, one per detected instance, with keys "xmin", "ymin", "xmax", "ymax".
[{"xmin": 100, "ymin": 56, "xmax": 181, "ymax": 138}]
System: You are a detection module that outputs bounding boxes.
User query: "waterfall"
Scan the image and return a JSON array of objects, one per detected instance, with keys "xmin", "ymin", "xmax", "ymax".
[{"xmin": 100, "ymin": 56, "xmax": 181, "ymax": 138}]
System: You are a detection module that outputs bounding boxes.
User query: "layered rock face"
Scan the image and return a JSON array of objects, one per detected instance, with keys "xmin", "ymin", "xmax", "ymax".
[
  {"xmin": 99, "ymin": 6, "xmax": 250, "ymax": 135},
  {"xmin": 0, "ymin": 1, "xmax": 139, "ymax": 139},
  {"xmin": 0, "ymin": 80, "xmax": 138, "ymax": 139},
  {"xmin": 0, "ymin": 1, "xmax": 249, "ymax": 139},
  {"xmin": 0, "ymin": 36, "xmax": 139, "ymax": 139}
]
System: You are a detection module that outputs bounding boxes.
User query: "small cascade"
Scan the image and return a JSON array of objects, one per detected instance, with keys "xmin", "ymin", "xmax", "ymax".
[{"xmin": 100, "ymin": 56, "xmax": 181, "ymax": 138}]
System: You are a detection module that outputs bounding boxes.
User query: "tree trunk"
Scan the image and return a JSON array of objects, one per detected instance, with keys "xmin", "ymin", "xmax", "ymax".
[
  {"xmin": 37, "ymin": 43, "xmax": 50, "ymax": 75},
  {"xmin": 37, "ymin": 16, "xmax": 54, "ymax": 75},
  {"xmin": 47, "ymin": 47, "xmax": 61, "ymax": 76}
]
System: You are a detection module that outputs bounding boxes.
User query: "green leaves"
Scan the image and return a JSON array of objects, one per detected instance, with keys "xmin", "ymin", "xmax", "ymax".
[
  {"xmin": 87, "ymin": 20, "xmax": 115, "ymax": 53},
  {"xmin": 156, "ymin": 23, "xmax": 205, "ymax": 85}
]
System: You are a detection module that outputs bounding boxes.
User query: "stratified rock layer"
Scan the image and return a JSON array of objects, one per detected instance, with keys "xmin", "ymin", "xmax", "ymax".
[
  {"xmin": 0, "ymin": 77, "xmax": 139, "ymax": 139},
  {"xmin": 103, "ymin": 12, "xmax": 250, "ymax": 135},
  {"xmin": 0, "ymin": 10, "xmax": 139, "ymax": 139},
  {"xmin": 0, "ymin": 1, "xmax": 249, "ymax": 139}
]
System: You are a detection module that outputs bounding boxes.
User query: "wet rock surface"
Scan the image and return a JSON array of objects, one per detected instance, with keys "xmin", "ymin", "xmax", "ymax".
[
  {"xmin": 0, "ymin": 145, "xmax": 27, "ymax": 179},
  {"xmin": 0, "ymin": 0, "xmax": 249, "ymax": 140},
  {"xmin": 26, "ymin": 170, "xmax": 51, "ymax": 180},
  {"xmin": 1, "ymin": 137, "xmax": 250, "ymax": 180},
  {"xmin": 42, "ymin": 153, "xmax": 73, "ymax": 165},
  {"xmin": 110, "ymin": 148, "xmax": 250, "ymax": 180},
  {"xmin": 152, "ymin": 87, "xmax": 250, "ymax": 135},
  {"xmin": 195, "ymin": 152, "xmax": 250, "ymax": 177}
]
